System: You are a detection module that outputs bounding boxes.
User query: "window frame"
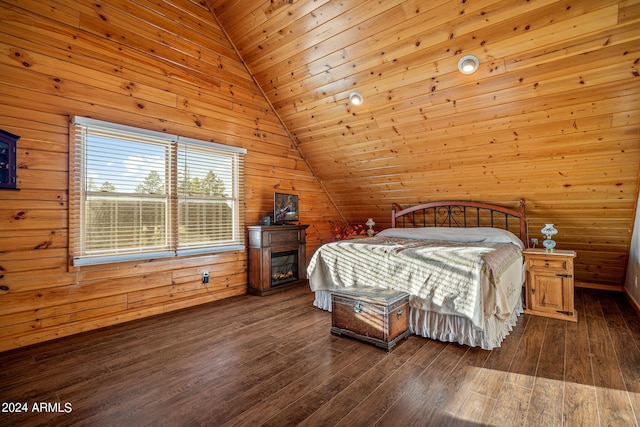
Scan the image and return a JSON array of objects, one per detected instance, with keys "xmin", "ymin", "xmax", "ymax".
[{"xmin": 69, "ymin": 116, "xmax": 246, "ymax": 267}]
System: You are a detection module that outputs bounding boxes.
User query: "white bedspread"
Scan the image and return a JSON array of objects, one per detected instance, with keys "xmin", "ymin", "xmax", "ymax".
[{"xmin": 307, "ymin": 231, "xmax": 523, "ymax": 330}]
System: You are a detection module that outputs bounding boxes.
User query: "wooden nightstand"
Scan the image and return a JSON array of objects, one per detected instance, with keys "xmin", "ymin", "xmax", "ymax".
[{"xmin": 523, "ymin": 248, "xmax": 577, "ymax": 322}]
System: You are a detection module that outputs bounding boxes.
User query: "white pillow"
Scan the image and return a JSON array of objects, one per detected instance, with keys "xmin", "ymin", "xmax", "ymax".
[{"xmin": 377, "ymin": 227, "xmax": 524, "ymax": 249}]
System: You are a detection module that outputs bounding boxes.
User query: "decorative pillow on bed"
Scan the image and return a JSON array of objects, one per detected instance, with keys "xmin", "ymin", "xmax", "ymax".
[{"xmin": 376, "ymin": 227, "xmax": 525, "ymax": 249}]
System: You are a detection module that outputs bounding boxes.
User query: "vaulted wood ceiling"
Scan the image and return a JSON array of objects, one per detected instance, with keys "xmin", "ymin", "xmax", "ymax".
[
  {"xmin": 0, "ymin": 0, "xmax": 637, "ymax": 352},
  {"xmin": 206, "ymin": 0, "xmax": 640, "ymax": 286}
]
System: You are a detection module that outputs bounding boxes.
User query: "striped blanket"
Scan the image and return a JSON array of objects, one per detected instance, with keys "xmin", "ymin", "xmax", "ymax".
[{"xmin": 307, "ymin": 236, "xmax": 523, "ymax": 329}]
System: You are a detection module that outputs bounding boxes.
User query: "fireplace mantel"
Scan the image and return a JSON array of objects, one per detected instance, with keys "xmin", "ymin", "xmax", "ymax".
[{"xmin": 247, "ymin": 224, "xmax": 309, "ymax": 296}]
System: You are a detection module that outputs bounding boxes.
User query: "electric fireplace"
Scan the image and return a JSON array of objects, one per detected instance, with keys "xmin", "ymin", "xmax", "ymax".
[{"xmin": 247, "ymin": 224, "xmax": 309, "ymax": 296}]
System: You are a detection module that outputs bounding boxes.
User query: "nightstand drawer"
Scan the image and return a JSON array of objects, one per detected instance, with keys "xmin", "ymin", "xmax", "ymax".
[{"xmin": 527, "ymin": 257, "xmax": 571, "ymax": 271}]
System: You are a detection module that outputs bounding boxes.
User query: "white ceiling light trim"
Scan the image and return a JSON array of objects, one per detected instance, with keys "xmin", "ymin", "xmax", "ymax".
[
  {"xmin": 458, "ymin": 55, "xmax": 479, "ymax": 74},
  {"xmin": 349, "ymin": 91, "xmax": 364, "ymax": 105}
]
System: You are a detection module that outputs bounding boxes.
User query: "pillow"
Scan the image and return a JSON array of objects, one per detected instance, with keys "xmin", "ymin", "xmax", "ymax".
[{"xmin": 377, "ymin": 227, "xmax": 524, "ymax": 249}]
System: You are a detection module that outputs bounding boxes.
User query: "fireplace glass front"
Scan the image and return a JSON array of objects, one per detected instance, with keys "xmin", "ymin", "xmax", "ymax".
[{"xmin": 271, "ymin": 250, "xmax": 298, "ymax": 287}]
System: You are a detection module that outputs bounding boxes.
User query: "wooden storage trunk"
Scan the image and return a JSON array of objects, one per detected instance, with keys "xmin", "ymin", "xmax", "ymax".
[{"xmin": 331, "ymin": 287, "xmax": 410, "ymax": 351}]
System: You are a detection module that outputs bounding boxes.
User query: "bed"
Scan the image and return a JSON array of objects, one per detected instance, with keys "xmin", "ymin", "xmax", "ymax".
[{"xmin": 307, "ymin": 199, "xmax": 529, "ymax": 350}]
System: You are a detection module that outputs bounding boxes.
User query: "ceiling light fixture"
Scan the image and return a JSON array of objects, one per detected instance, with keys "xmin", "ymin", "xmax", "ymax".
[
  {"xmin": 457, "ymin": 55, "xmax": 479, "ymax": 74},
  {"xmin": 349, "ymin": 91, "xmax": 364, "ymax": 106}
]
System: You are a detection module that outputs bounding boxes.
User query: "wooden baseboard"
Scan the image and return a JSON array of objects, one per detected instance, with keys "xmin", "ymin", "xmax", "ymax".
[
  {"xmin": 575, "ymin": 281, "xmax": 623, "ymax": 292},
  {"xmin": 624, "ymin": 288, "xmax": 640, "ymax": 319}
]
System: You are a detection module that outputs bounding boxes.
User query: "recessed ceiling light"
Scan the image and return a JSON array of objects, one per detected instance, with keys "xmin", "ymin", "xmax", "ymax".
[
  {"xmin": 457, "ymin": 55, "xmax": 479, "ymax": 74},
  {"xmin": 349, "ymin": 91, "xmax": 364, "ymax": 106}
]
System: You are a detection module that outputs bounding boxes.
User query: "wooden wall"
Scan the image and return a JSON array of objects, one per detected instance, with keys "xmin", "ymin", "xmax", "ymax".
[
  {"xmin": 0, "ymin": 0, "xmax": 343, "ymax": 351},
  {"xmin": 210, "ymin": 0, "xmax": 640, "ymax": 288},
  {"xmin": 2, "ymin": 0, "xmax": 640, "ymax": 351}
]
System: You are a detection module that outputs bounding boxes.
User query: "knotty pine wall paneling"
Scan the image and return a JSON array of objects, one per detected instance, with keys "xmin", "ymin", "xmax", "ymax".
[
  {"xmin": 0, "ymin": 0, "xmax": 343, "ymax": 352},
  {"xmin": 210, "ymin": 0, "xmax": 640, "ymax": 288}
]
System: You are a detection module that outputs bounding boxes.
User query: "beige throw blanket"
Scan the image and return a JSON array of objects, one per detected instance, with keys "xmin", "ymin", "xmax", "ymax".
[{"xmin": 307, "ymin": 236, "xmax": 523, "ymax": 330}]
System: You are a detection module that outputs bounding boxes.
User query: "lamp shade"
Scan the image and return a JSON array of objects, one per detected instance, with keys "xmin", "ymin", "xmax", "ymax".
[{"xmin": 541, "ymin": 224, "xmax": 558, "ymax": 236}]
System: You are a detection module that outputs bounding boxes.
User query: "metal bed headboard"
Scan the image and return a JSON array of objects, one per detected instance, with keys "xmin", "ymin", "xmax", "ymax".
[{"xmin": 391, "ymin": 199, "xmax": 528, "ymax": 247}]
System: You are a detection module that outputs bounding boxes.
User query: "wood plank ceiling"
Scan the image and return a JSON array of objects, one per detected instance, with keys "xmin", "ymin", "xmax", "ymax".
[{"xmin": 207, "ymin": 0, "xmax": 640, "ymax": 287}]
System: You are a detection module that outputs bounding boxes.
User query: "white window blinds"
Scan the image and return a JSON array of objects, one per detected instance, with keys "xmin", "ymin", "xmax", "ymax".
[
  {"xmin": 176, "ymin": 138, "xmax": 244, "ymax": 255},
  {"xmin": 70, "ymin": 116, "xmax": 245, "ymax": 266}
]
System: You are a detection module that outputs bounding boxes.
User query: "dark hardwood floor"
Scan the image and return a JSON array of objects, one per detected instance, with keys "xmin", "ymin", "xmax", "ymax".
[{"xmin": 1, "ymin": 286, "xmax": 639, "ymax": 426}]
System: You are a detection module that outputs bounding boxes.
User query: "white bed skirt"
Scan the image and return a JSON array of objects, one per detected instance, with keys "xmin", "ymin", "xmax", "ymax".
[{"xmin": 313, "ymin": 290, "xmax": 523, "ymax": 350}]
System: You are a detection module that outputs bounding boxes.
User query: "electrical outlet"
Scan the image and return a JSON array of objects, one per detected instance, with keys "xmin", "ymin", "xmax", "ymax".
[
  {"xmin": 202, "ymin": 272, "xmax": 209, "ymax": 284},
  {"xmin": 530, "ymin": 238, "xmax": 538, "ymax": 247}
]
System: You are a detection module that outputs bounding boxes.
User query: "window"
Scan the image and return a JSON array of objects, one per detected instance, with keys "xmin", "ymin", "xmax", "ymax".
[{"xmin": 70, "ymin": 116, "xmax": 245, "ymax": 266}]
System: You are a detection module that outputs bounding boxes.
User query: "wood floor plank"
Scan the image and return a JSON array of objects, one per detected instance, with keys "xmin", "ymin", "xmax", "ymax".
[
  {"xmin": 334, "ymin": 338, "xmax": 429, "ymax": 427},
  {"xmin": 486, "ymin": 381, "xmax": 532, "ymax": 427},
  {"xmin": 583, "ymin": 289, "xmax": 637, "ymax": 426},
  {"xmin": 294, "ymin": 346, "xmax": 384, "ymax": 427},
  {"xmin": 612, "ymin": 291, "xmax": 640, "ymax": 346},
  {"xmin": 564, "ymin": 382, "xmax": 600, "ymax": 427},
  {"xmin": 374, "ymin": 343, "xmax": 470, "ymax": 426},
  {"xmin": 224, "ymin": 336, "xmax": 388, "ymax": 426},
  {"xmin": 527, "ymin": 377, "xmax": 565, "ymax": 426},
  {"xmin": 356, "ymin": 361, "xmax": 436, "ymax": 426},
  {"xmin": 446, "ymin": 390, "xmax": 496, "ymax": 426},
  {"xmin": 565, "ymin": 288, "xmax": 596, "ymax": 386},
  {"xmin": 1, "ymin": 286, "xmax": 639, "ymax": 426},
  {"xmin": 469, "ymin": 314, "xmax": 527, "ymax": 400},
  {"xmin": 437, "ymin": 346, "xmax": 492, "ymax": 416},
  {"xmin": 301, "ymin": 337, "xmax": 447, "ymax": 426},
  {"xmin": 597, "ymin": 290, "xmax": 640, "ymax": 425},
  {"xmin": 505, "ymin": 314, "xmax": 547, "ymax": 390},
  {"xmin": 526, "ymin": 319, "xmax": 566, "ymax": 425},
  {"xmin": 563, "ymin": 288, "xmax": 599, "ymax": 426},
  {"xmin": 406, "ymin": 337, "xmax": 448, "ymax": 368}
]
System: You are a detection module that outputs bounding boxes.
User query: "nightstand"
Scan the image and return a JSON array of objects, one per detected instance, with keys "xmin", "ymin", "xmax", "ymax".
[{"xmin": 523, "ymin": 248, "xmax": 577, "ymax": 322}]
